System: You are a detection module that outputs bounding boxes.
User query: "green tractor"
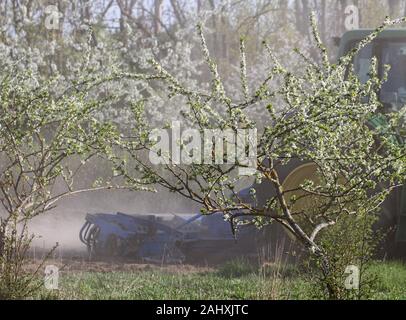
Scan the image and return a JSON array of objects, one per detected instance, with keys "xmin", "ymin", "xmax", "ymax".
[
  {"xmin": 247, "ymin": 29, "xmax": 406, "ymax": 257},
  {"xmin": 339, "ymin": 29, "xmax": 406, "ymax": 248}
]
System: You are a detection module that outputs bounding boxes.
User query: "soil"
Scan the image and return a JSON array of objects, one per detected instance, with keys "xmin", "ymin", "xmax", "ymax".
[{"xmin": 24, "ymin": 254, "xmax": 214, "ymax": 275}]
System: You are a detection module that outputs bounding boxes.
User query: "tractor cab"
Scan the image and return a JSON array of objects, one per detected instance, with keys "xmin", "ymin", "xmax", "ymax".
[{"xmin": 338, "ymin": 29, "xmax": 406, "ymax": 112}]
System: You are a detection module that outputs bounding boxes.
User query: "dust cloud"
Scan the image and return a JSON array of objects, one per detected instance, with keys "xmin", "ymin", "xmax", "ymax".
[{"xmin": 28, "ymin": 188, "xmax": 201, "ymax": 251}]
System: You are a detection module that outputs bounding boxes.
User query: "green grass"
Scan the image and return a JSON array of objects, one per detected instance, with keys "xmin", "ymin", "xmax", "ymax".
[
  {"xmin": 369, "ymin": 261, "xmax": 406, "ymax": 299},
  {"xmin": 41, "ymin": 271, "xmax": 277, "ymax": 300},
  {"xmin": 35, "ymin": 260, "xmax": 406, "ymax": 300}
]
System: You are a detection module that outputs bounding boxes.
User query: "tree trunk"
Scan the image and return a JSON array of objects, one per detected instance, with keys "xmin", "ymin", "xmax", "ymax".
[{"xmin": 154, "ymin": 0, "xmax": 164, "ymax": 34}]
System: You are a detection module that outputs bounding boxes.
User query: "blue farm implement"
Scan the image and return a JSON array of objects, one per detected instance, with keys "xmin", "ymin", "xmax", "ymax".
[{"xmin": 79, "ymin": 212, "xmax": 269, "ymax": 263}]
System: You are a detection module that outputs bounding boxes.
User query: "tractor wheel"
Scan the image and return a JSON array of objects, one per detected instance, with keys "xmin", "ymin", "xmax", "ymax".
[
  {"xmin": 280, "ymin": 162, "xmax": 401, "ymax": 256},
  {"xmin": 280, "ymin": 162, "xmax": 332, "ymax": 238},
  {"xmin": 251, "ymin": 160, "xmax": 313, "ymax": 256},
  {"xmin": 253, "ymin": 162, "xmax": 337, "ymax": 232}
]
